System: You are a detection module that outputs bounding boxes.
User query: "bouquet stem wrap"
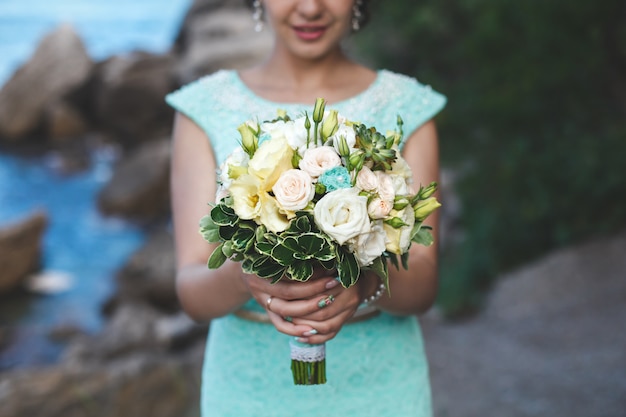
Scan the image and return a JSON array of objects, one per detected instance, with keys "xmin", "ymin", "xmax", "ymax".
[{"xmin": 289, "ymin": 339, "xmax": 326, "ymax": 385}]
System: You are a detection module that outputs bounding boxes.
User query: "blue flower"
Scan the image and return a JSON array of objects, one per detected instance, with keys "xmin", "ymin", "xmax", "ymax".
[{"xmin": 319, "ymin": 166, "xmax": 352, "ymax": 192}]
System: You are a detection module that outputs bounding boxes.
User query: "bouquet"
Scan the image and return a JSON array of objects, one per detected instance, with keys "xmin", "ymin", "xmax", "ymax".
[{"xmin": 199, "ymin": 98, "xmax": 441, "ymax": 385}]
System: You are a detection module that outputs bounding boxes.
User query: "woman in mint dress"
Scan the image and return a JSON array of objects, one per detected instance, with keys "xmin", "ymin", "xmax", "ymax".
[{"xmin": 166, "ymin": 1, "xmax": 446, "ymax": 416}]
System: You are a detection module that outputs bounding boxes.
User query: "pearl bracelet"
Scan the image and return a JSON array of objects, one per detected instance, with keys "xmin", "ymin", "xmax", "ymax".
[{"xmin": 363, "ymin": 281, "xmax": 386, "ymax": 305}]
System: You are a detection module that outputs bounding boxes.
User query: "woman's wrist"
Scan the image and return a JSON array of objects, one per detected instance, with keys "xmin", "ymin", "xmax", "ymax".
[{"xmin": 359, "ymin": 272, "xmax": 386, "ymax": 306}]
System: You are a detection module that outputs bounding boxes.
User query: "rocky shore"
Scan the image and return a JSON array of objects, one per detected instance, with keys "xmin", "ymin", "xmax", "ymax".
[{"xmin": 1, "ymin": 1, "xmax": 624, "ymax": 416}]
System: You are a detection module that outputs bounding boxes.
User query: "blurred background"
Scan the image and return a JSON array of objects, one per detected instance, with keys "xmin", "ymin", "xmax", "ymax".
[{"xmin": 0, "ymin": 0, "xmax": 624, "ymax": 416}]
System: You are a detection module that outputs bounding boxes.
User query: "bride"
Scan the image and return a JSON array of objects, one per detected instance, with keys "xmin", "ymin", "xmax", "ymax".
[{"xmin": 166, "ymin": 1, "xmax": 446, "ymax": 415}]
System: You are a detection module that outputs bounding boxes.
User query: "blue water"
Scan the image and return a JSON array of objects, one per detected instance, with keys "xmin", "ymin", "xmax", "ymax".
[{"xmin": 0, "ymin": 0, "xmax": 191, "ymax": 368}]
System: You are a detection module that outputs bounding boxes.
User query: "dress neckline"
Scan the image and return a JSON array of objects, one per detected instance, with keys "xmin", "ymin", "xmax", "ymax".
[{"xmin": 229, "ymin": 69, "xmax": 385, "ymax": 109}]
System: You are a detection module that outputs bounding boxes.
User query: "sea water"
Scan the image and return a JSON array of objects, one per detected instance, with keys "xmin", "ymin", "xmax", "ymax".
[{"xmin": 0, "ymin": 0, "xmax": 191, "ymax": 369}]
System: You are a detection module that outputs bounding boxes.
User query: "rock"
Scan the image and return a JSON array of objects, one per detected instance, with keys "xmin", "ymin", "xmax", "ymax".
[
  {"xmin": 172, "ymin": 2, "xmax": 273, "ymax": 84},
  {"xmin": 97, "ymin": 139, "xmax": 171, "ymax": 222},
  {"xmin": 0, "ymin": 349, "xmax": 203, "ymax": 417},
  {"xmin": 422, "ymin": 230, "xmax": 626, "ymax": 417},
  {"xmin": 0, "ymin": 211, "xmax": 48, "ymax": 294},
  {"xmin": 0, "ymin": 24, "xmax": 93, "ymax": 141},
  {"xmin": 106, "ymin": 229, "xmax": 177, "ymax": 313},
  {"xmin": 92, "ymin": 52, "xmax": 176, "ymax": 144},
  {"xmin": 43, "ymin": 100, "xmax": 89, "ymax": 143}
]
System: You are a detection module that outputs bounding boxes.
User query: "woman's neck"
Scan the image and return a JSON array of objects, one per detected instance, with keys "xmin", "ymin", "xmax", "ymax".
[{"xmin": 239, "ymin": 47, "xmax": 376, "ymax": 104}]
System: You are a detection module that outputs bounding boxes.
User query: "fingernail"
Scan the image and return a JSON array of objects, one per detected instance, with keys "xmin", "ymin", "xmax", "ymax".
[
  {"xmin": 303, "ymin": 329, "xmax": 318, "ymax": 336},
  {"xmin": 284, "ymin": 316, "xmax": 293, "ymax": 322},
  {"xmin": 317, "ymin": 294, "xmax": 335, "ymax": 308},
  {"xmin": 325, "ymin": 279, "xmax": 339, "ymax": 289},
  {"xmin": 296, "ymin": 337, "xmax": 308, "ymax": 343}
]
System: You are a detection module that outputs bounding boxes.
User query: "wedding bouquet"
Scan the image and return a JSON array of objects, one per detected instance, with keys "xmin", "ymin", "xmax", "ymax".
[{"xmin": 199, "ymin": 98, "xmax": 441, "ymax": 385}]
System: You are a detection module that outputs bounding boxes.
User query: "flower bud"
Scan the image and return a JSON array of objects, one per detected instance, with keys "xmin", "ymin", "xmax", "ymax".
[
  {"xmin": 419, "ymin": 182, "xmax": 438, "ymax": 199},
  {"xmin": 312, "ymin": 98, "xmax": 326, "ymax": 123},
  {"xmin": 237, "ymin": 123, "xmax": 258, "ymax": 157},
  {"xmin": 413, "ymin": 197, "xmax": 441, "ymax": 221},
  {"xmin": 384, "ymin": 216, "xmax": 409, "ymax": 229},
  {"xmin": 393, "ymin": 197, "xmax": 410, "ymax": 211},
  {"xmin": 321, "ymin": 110, "xmax": 339, "ymax": 140},
  {"xmin": 336, "ymin": 135, "xmax": 351, "ymax": 158}
]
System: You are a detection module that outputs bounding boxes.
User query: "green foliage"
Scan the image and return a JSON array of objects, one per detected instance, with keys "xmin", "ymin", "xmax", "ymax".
[{"xmin": 355, "ymin": 0, "xmax": 626, "ymax": 316}]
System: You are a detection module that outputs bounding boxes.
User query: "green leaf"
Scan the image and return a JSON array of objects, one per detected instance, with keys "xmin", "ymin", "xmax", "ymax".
[
  {"xmin": 232, "ymin": 228, "xmax": 255, "ymax": 251},
  {"xmin": 287, "ymin": 261, "xmax": 314, "ymax": 282},
  {"xmin": 255, "ymin": 241, "xmax": 275, "ymax": 256},
  {"xmin": 211, "ymin": 204, "xmax": 238, "ymax": 226},
  {"xmin": 271, "ymin": 243, "xmax": 297, "ymax": 266},
  {"xmin": 199, "ymin": 214, "xmax": 221, "ymax": 243},
  {"xmin": 222, "ymin": 240, "xmax": 235, "ymax": 257},
  {"xmin": 336, "ymin": 249, "xmax": 360, "ymax": 288},
  {"xmin": 412, "ymin": 226, "xmax": 434, "ymax": 247},
  {"xmin": 207, "ymin": 243, "xmax": 227, "ymax": 269},
  {"xmin": 401, "ymin": 251, "xmax": 410, "ymax": 270},
  {"xmin": 296, "ymin": 233, "xmax": 325, "ymax": 255},
  {"xmin": 218, "ymin": 225, "xmax": 237, "ymax": 241},
  {"xmin": 386, "ymin": 251, "xmax": 400, "ymax": 271}
]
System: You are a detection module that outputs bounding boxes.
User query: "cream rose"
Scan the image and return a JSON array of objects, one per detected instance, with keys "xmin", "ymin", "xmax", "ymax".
[
  {"xmin": 375, "ymin": 171, "xmax": 395, "ymax": 203},
  {"xmin": 367, "ymin": 197, "xmax": 393, "ymax": 219},
  {"xmin": 248, "ymin": 136, "xmax": 294, "ymax": 190},
  {"xmin": 272, "ymin": 169, "xmax": 315, "ymax": 212},
  {"xmin": 383, "ymin": 207, "xmax": 415, "ymax": 254},
  {"xmin": 314, "ymin": 188, "xmax": 370, "ymax": 245},
  {"xmin": 349, "ymin": 220, "xmax": 387, "ymax": 266},
  {"xmin": 299, "ymin": 146, "xmax": 341, "ymax": 178},
  {"xmin": 355, "ymin": 166, "xmax": 378, "ymax": 191}
]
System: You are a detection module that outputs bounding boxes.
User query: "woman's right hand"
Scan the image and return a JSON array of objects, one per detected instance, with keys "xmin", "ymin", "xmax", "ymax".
[{"xmin": 242, "ymin": 271, "xmax": 341, "ymax": 338}]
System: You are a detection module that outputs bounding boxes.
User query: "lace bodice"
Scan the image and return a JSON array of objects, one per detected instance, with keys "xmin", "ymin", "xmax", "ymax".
[{"xmin": 166, "ymin": 69, "xmax": 446, "ymax": 167}]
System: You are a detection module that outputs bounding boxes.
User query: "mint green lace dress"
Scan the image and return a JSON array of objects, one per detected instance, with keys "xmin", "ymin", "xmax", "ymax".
[{"xmin": 166, "ymin": 69, "xmax": 446, "ymax": 417}]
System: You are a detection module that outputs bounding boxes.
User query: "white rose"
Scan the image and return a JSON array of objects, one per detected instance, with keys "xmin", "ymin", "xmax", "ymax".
[
  {"xmin": 355, "ymin": 166, "xmax": 379, "ymax": 191},
  {"xmin": 367, "ymin": 197, "xmax": 393, "ymax": 219},
  {"xmin": 349, "ymin": 220, "xmax": 387, "ymax": 266},
  {"xmin": 375, "ymin": 171, "xmax": 395, "ymax": 202},
  {"xmin": 299, "ymin": 146, "xmax": 341, "ymax": 178},
  {"xmin": 261, "ymin": 119, "xmax": 308, "ymax": 152},
  {"xmin": 390, "ymin": 154, "xmax": 413, "ymax": 179},
  {"xmin": 314, "ymin": 188, "xmax": 370, "ymax": 245},
  {"xmin": 272, "ymin": 169, "xmax": 315, "ymax": 212},
  {"xmin": 383, "ymin": 207, "xmax": 416, "ymax": 254},
  {"xmin": 330, "ymin": 123, "xmax": 356, "ymax": 153},
  {"xmin": 390, "ymin": 174, "xmax": 410, "ymax": 196}
]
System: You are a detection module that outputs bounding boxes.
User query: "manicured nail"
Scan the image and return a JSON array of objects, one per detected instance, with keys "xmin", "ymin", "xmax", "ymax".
[
  {"xmin": 303, "ymin": 329, "xmax": 318, "ymax": 336},
  {"xmin": 325, "ymin": 279, "xmax": 339, "ymax": 289},
  {"xmin": 284, "ymin": 316, "xmax": 293, "ymax": 322},
  {"xmin": 296, "ymin": 337, "xmax": 309, "ymax": 343},
  {"xmin": 317, "ymin": 295, "xmax": 335, "ymax": 308}
]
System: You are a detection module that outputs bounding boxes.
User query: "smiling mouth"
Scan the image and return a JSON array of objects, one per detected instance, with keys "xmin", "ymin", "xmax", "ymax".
[{"xmin": 293, "ymin": 25, "xmax": 327, "ymax": 40}]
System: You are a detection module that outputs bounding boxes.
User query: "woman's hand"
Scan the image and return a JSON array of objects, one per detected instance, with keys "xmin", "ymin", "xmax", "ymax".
[
  {"xmin": 242, "ymin": 269, "xmax": 340, "ymax": 339},
  {"xmin": 243, "ymin": 269, "xmax": 379, "ymax": 344}
]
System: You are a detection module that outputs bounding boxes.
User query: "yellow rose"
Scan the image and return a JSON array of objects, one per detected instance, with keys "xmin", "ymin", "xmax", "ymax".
[
  {"xmin": 259, "ymin": 192, "xmax": 290, "ymax": 233},
  {"xmin": 229, "ymin": 174, "xmax": 262, "ymax": 220},
  {"xmin": 248, "ymin": 136, "xmax": 294, "ymax": 191}
]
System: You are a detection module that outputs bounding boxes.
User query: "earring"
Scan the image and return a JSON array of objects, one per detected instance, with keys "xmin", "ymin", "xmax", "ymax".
[
  {"xmin": 352, "ymin": 0, "xmax": 363, "ymax": 32},
  {"xmin": 253, "ymin": 0, "xmax": 264, "ymax": 32}
]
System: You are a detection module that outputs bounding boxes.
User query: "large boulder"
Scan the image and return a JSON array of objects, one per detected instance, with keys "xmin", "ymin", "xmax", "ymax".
[
  {"xmin": 0, "ymin": 24, "xmax": 93, "ymax": 141},
  {"xmin": 172, "ymin": 0, "xmax": 273, "ymax": 84},
  {"xmin": 97, "ymin": 139, "xmax": 171, "ymax": 222},
  {"xmin": 0, "ymin": 211, "xmax": 48, "ymax": 294},
  {"xmin": 92, "ymin": 52, "xmax": 176, "ymax": 145},
  {"xmin": 106, "ymin": 229, "xmax": 178, "ymax": 313}
]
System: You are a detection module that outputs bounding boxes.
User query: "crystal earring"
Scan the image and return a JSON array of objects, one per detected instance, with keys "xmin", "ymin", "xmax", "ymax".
[
  {"xmin": 352, "ymin": 0, "xmax": 363, "ymax": 32},
  {"xmin": 253, "ymin": 0, "xmax": 264, "ymax": 32}
]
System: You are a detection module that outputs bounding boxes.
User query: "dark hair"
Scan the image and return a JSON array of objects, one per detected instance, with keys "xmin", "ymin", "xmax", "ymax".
[{"xmin": 243, "ymin": 0, "xmax": 371, "ymax": 31}]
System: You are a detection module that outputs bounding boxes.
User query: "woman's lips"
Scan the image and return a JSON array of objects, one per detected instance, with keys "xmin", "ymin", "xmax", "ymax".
[{"xmin": 293, "ymin": 25, "xmax": 326, "ymax": 41}]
